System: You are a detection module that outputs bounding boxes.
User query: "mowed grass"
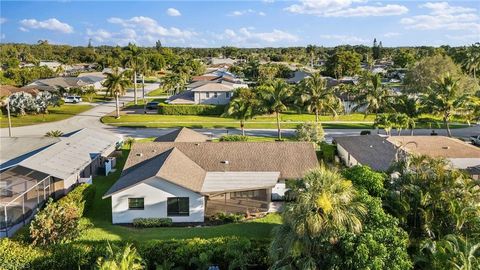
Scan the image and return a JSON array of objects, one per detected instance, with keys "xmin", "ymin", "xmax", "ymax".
[
  {"xmin": 0, "ymin": 104, "xmax": 92, "ymax": 128},
  {"xmin": 80, "ymin": 147, "xmax": 282, "ymax": 242},
  {"xmin": 146, "ymin": 87, "xmax": 166, "ymax": 96}
]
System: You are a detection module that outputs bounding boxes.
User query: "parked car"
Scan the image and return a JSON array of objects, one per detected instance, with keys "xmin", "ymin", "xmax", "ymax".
[
  {"xmin": 63, "ymin": 96, "xmax": 82, "ymax": 103},
  {"xmin": 471, "ymin": 135, "xmax": 480, "ymax": 146},
  {"xmin": 146, "ymin": 101, "xmax": 159, "ymax": 110}
]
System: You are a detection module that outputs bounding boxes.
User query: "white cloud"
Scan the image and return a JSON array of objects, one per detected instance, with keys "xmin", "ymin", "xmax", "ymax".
[
  {"xmin": 228, "ymin": 9, "xmax": 266, "ymax": 16},
  {"xmin": 285, "ymin": 0, "xmax": 407, "ymax": 17},
  {"xmin": 88, "ymin": 16, "xmax": 196, "ymax": 46},
  {"xmin": 19, "ymin": 18, "xmax": 73, "ymax": 33},
  {"xmin": 166, "ymin": 8, "xmax": 181, "ymax": 17},
  {"xmin": 320, "ymin": 34, "xmax": 368, "ymax": 44},
  {"xmin": 400, "ymin": 2, "xmax": 480, "ymax": 32},
  {"xmin": 384, "ymin": 32, "xmax": 400, "ymax": 37},
  {"xmin": 216, "ymin": 27, "xmax": 298, "ymax": 46},
  {"xmin": 0, "ymin": 17, "xmax": 6, "ymax": 24}
]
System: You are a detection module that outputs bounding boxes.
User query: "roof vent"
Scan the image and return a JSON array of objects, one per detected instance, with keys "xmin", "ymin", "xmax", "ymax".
[
  {"xmin": 442, "ymin": 146, "xmax": 450, "ymax": 149},
  {"xmin": 136, "ymin": 153, "xmax": 143, "ymax": 157},
  {"xmin": 221, "ymin": 160, "xmax": 229, "ymax": 164},
  {"xmin": 369, "ymin": 145, "xmax": 373, "ymax": 148},
  {"xmin": 152, "ymin": 149, "xmax": 156, "ymax": 153},
  {"xmin": 195, "ymin": 143, "xmax": 200, "ymax": 146}
]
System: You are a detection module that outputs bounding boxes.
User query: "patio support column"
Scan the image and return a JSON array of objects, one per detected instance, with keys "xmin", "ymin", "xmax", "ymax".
[
  {"xmin": 4, "ymin": 206, "xmax": 8, "ymax": 237},
  {"xmin": 22, "ymin": 195, "xmax": 25, "ymax": 225}
]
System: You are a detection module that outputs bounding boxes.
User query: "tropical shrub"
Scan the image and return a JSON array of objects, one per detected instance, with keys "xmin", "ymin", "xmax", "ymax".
[
  {"xmin": 96, "ymin": 243, "xmax": 144, "ymax": 270},
  {"xmin": 208, "ymin": 212, "xmax": 245, "ymax": 224},
  {"xmin": 45, "ymin": 130, "xmax": 64, "ymax": 137},
  {"xmin": 218, "ymin": 135, "xmax": 248, "ymax": 141},
  {"xmin": 57, "ymin": 183, "xmax": 96, "ymax": 216},
  {"xmin": 0, "ymin": 238, "xmax": 42, "ymax": 270},
  {"xmin": 158, "ymin": 103, "xmax": 225, "ymax": 115},
  {"xmin": 342, "ymin": 165, "xmax": 387, "ymax": 197},
  {"xmin": 320, "ymin": 142, "xmax": 336, "ymax": 162},
  {"xmin": 295, "ymin": 122, "xmax": 324, "ymax": 146},
  {"xmin": 132, "ymin": 218, "xmax": 173, "ymax": 228}
]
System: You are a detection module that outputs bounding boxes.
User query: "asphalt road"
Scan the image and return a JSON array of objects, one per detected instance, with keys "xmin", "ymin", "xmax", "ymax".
[{"xmin": 1, "ymin": 83, "xmax": 479, "ymax": 141}]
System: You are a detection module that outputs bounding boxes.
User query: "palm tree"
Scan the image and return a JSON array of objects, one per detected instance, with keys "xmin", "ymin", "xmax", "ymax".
[
  {"xmin": 258, "ymin": 79, "xmax": 292, "ymax": 140},
  {"xmin": 462, "ymin": 43, "xmax": 480, "ymax": 80},
  {"xmin": 222, "ymin": 88, "xmax": 259, "ymax": 136},
  {"xmin": 45, "ymin": 130, "xmax": 63, "ymax": 137},
  {"xmin": 374, "ymin": 113, "xmax": 392, "ymax": 135},
  {"xmin": 353, "ymin": 73, "xmax": 391, "ymax": 117},
  {"xmin": 270, "ymin": 167, "xmax": 366, "ymax": 269},
  {"xmin": 124, "ymin": 43, "xmax": 142, "ymax": 105},
  {"xmin": 103, "ymin": 67, "xmax": 130, "ymax": 119},
  {"xmin": 421, "ymin": 73, "xmax": 470, "ymax": 137},
  {"xmin": 161, "ymin": 72, "xmax": 188, "ymax": 96},
  {"xmin": 297, "ymin": 73, "xmax": 342, "ymax": 123},
  {"xmin": 96, "ymin": 243, "xmax": 143, "ymax": 270},
  {"xmin": 0, "ymin": 95, "xmax": 12, "ymax": 137}
]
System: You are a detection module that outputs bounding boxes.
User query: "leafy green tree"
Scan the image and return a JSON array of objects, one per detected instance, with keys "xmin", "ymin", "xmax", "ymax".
[
  {"xmin": 297, "ymin": 73, "xmax": 342, "ymax": 123},
  {"xmin": 102, "ymin": 67, "xmax": 130, "ymax": 119},
  {"xmin": 258, "ymin": 64, "xmax": 278, "ymax": 82},
  {"xmin": 30, "ymin": 199, "xmax": 81, "ymax": 246},
  {"xmin": 161, "ymin": 72, "xmax": 188, "ymax": 95},
  {"xmin": 393, "ymin": 50, "xmax": 415, "ymax": 68},
  {"xmin": 420, "ymin": 73, "xmax": 471, "ymax": 137},
  {"xmin": 295, "ymin": 122, "xmax": 325, "ymax": 146},
  {"xmin": 342, "ymin": 165, "xmax": 386, "ymax": 197},
  {"xmin": 96, "ymin": 243, "xmax": 144, "ymax": 270},
  {"xmin": 325, "ymin": 49, "xmax": 362, "ymax": 78},
  {"xmin": 258, "ymin": 79, "xmax": 292, "ymax": 140},
  {"xmin": 222, "ymin": 87, "xmax": 259, "ymax": 136}
]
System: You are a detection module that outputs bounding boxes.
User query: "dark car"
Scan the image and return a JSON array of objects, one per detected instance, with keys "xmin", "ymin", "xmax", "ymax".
[{"xmin": 146, "ymin": 101, "xmax": 159, "ymax": 110}]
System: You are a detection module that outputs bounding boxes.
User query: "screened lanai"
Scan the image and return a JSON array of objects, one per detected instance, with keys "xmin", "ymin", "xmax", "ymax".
[{"xmin": 0, "ymin": 166, "xmax": 51, "ymax": 237}]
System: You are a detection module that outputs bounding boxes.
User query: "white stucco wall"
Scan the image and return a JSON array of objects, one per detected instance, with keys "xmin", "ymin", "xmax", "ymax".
[
  {"xmin": 111, "ymin": 177, "xmax": 205, "ymax": 224},
  {"xmin": 194, "ymin": 92, "xmax": 231, "ymax": 105},
  {"xmin": 337, "ymin": 144, "xmax": 360, "ymax": 167}
]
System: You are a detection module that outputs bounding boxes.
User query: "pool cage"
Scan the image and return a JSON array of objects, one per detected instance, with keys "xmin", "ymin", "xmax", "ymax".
[{"xmin": 0, "ymin": 166, "xmax": 52, "ymax": 237}]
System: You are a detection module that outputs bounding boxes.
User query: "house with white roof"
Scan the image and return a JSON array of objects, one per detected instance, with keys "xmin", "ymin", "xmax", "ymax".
[{"xmin": 168, "ymin": 79, "xmax": 248, "ymax": 105}]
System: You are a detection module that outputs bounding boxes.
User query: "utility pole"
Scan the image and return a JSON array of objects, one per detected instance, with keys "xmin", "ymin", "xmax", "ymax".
[{"xmin": 6, "ymin": 98, "xmax": 12, "ymax": 137}]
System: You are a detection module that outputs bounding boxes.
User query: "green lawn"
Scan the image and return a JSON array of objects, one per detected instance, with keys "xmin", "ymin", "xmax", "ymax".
[
  {"xmin": 82, "ymin": 94, "xmax": 113, "ymax": 103},
  {"xmin": 146, "ymin": 87, "xmax": 166, "ymax": 97},
  {"xmin": 80, "ymin": 147, "xmax": 282, "ymax": 242},
  {"xmin": 0, "ymin": 104, "xmax": 92, "ymax": 128}
]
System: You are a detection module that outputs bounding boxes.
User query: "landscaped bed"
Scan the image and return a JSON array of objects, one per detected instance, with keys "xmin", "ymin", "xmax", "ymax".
[{"xmin": 0, "ymin": 104, "xmax": 92, "ymax": 128}]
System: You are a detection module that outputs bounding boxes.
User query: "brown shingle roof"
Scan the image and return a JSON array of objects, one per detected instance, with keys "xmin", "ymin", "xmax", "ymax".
[
  {"xmin": 0, "ymin": 85, "xmax": 40, "ymax": 97},
  {"xmin": 387, "ymin": 136, "xmax": 480, "ymax": 158},
  {"xmin": 154, "ymin": 128, "xmax": 209, "ymax": 142},
  {"xmin": 104, "ymin": 131, "xmax": 319, "ymax": 197}
]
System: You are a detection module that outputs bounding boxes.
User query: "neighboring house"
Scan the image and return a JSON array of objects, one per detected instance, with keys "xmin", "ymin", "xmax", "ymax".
[
  {"xmin": 25, "ymin": 75, "xmax": 104, "ymax": 92},
  {"xmin": 286, "ymin": 70, "xmax": 311, "ymax": 84},
  {"xmin": 0, "ymin": 128, "xmax": 120, "ymax": 237},
  {"xmin": 103, "ymin": 128, "xmax": 318, "ymax": 224},
  {"xmin": 334, "ymin": 135, "xmax": 480, "ymax": 172},
  {"xmin": 208, "ymin": 57, "xmax": 236, "ymax": 66},
  {"xmin": 168, "ymin": 79, "xmax": 248, "ymax": 105},
  {"xmin": 0, "ymin": 85, "xmax": 40, "ymax": 97},
  {"xmin": 39, "ymin": 61, "xmax": 63, "ymax": 71}
]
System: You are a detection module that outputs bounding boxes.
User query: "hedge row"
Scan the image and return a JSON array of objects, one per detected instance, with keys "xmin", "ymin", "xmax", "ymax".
[
  {"xmin": 158, "ymin": 103, "xmax": 226, "ymax": 115},
  {"xmin": 58, "ymin": 183, "xmax": 96, "ymax": 216},
  {"xmin": 0, "ymin": 237, "xmax": 271, "ymax": 270},
  {"xmin": 133, "ymin": 218, "xmax": 173, "ymax": 228}
]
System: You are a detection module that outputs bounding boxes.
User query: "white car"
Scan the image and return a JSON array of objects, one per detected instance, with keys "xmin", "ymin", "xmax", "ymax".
[{"xmin": 63, "ymin": 96, "xmax": 82, "ymax": 103}]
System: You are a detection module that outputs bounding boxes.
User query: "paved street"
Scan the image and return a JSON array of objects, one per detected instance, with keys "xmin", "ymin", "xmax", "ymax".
[{"xmin": 1, "ymin": 82, "xmax": 479, "ymax": 141}]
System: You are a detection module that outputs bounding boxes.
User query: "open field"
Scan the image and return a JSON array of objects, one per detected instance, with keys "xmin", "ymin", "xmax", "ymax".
[
  {"xmin": 0, "ymin": 104, "xmax": 92, "ymax": 128},
  {"xmin": 80, "ymin": 147, "xmax": 282, "ymax": 242}
]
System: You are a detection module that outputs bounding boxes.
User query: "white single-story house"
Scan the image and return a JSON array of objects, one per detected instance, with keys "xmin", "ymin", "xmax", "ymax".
[
  {"xmin": 26, "ymin": 75, "xmax": 105, "ymax": 92},
  {"xmin": 334, "ymin": 135, "xmax": 480, "ymax": 172},
  {"xmin": 103, "ymin": 128, "xmax": 319, "ymax": 224},
  {"xmin": 168, "ymin": 80, "xmax": 248, "ymax": 105}
]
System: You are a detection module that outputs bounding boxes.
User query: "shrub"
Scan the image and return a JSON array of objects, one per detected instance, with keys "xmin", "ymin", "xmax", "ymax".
[
  {"xmin": 209, "ymin": 212, "xmax": 245, "ymax": 224},
  {"xmin": 295, "ymin": 122, "xmax": 324, "ymax": 146},
  {"xmin": 158, "ymin": 103, "xmax": 225, "ymax": 115},
  {"xmin": 0, "ymin": 238, "xmax": 42, "ymax": 270},
  {"xmin": 57, "ymin": 183, "xmax": 96, "ymax": 216},
  {"xmin": 342, "ymin": 165, "xmax": 386, "ymax": 197},
  {"xmin": 30, "ymin": 199, "xmax": 81, "ymax": 246},
  {"xmin": 218, "ymin": 135, "xmax": 248, "ymax": 141},
  {"xmin": 320, "ymin": 142, "xmax": 336, "ymax": 162},
  {"xmin": 133, "ymin": 218, "xmax": 173, "ymax": 228}
]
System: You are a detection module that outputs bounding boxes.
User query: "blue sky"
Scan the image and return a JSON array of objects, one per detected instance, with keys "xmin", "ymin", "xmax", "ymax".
[{"xmin": 1, "ymin": 1, "xmax": 479, "ymax": 47}]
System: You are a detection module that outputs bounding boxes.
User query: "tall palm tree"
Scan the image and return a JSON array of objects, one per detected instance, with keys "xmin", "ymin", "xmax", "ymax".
[
  {"xmin": 270, "ymin": 167, "xmax": 366, "ymax": 269},
  {"xmin": 96, "ymin": 243, "xmax": 144, "ymax": 270},
  {"xmin": 421, "ymin": 73, "xmax": 470, "ymax": 137},
  {"xmin": 462, "ymin": 43, "xmax": 480, "ymax": 80},
  {"xmin": 162, "ymin": 72, "xmax": 188, "ymax": 96},
  {"xmin": 124, "ymin": 43, "xmax": 142, "ymax": 105},
  {"xmin": 222, "ymin": 88, "xmax": 259, "ymax": 136},
  {"xmin": 353, "ymin": 73, "xmax": 391, "ymax": 117},
  {"xmin": 258, "ymin": 79, "xmax": 292, "ymax": 140},
  {"xmin": 103, "ymin": 67, "xmax": 130, "ymax": 119},
  {"xmin": 298, "ymin": 73, "xmax": 342, "ymax": 123}
]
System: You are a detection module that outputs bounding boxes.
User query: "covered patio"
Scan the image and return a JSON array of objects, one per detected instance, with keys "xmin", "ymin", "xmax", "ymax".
[{"xmin": 0, "ymin": 166, "xmax": 52, "ymax": 237}]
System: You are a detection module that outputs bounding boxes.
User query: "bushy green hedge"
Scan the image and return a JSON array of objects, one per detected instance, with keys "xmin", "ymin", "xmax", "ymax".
[
  {"xmin": 0, "ymin": 237, "xmax": 270, "ymax": 270},
  {"xmin": 133, "ymin": 218, "xmax": 173, "ymax": 228},
  {"xmin": 208, "ymin": 212, "xmax": 246, "ymax": 224},
  {"xmin": 342, "ymin": 165, "xmax": 387, "ymax": 197},
  {"xmin": 158, "ymin": 103, "xmax": 226, "ymax": 115},
  {"xmin": 57, "ymin": 183, "xmax": 96, "ymax": 216},
  {"xmin": 320, "ymin": 142, "xmax": 336, "ymax": 162},
  {"xmin": 219, "ymin": 135, "xmax": 249, "ymax": 141}
]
